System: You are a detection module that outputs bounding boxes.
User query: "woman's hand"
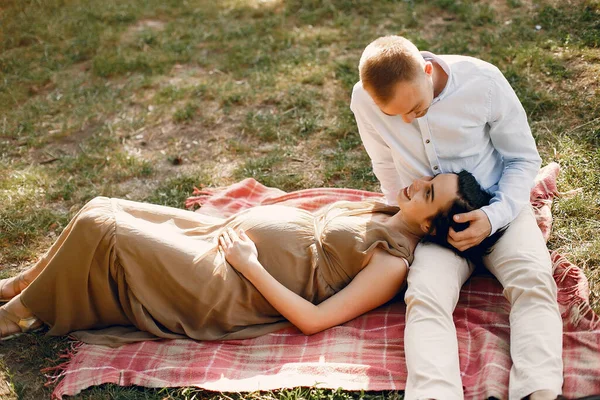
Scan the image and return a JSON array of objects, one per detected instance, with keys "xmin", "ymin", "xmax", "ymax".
[{"xmin": 219, "ymin": 228, "xmax": 259, "ymax": 276}]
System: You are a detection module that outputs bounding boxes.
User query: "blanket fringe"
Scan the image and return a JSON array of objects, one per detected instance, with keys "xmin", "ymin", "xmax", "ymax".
[
  {"xmin": 553, "ymin": 251, "xmax": 599, "ymax": 329},
  {"xmin": 41, "ymin": 337, "xmax": 84, "ymax": 390},
  {"xmin": 557, "ymin": 188, "xmax": 584, "ymax": 198},
  {"xmin": 184, "ymin": 187, "xmax": 217, "ymax": 210},
  {"xmin": 569, "ymin": 301, "xmax": 600, "ymax": 329}
]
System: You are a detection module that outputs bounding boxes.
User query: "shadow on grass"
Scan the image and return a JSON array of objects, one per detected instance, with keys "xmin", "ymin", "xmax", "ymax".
[{"xmin": 0, "ymin": 329, "xmax": 69, "ymax": 400}]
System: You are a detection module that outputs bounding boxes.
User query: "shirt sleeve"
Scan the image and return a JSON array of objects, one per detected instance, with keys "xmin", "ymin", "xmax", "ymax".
[
  {"xmin": 350, "ymin": 85, "xmax": 402, "ymax": 205},
  {"xmin": 480, "ymin": 69, "xmax": 542, "ymax": 234}
]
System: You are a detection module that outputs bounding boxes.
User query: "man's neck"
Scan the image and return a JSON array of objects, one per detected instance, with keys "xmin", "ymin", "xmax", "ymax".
[{"xmin": 431, "ymin": 60, "xmax": 448, "ymax": 98}]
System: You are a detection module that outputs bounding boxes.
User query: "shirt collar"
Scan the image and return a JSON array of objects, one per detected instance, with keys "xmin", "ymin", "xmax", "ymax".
[{"xmin": 420, "ymin": 51, "xmax": 452, "ymax": 103}]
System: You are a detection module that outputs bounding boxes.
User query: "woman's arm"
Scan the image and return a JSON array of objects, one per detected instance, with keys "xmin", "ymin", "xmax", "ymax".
[{"xmin": 219, "ymin": 228, "xmax": 408, "ymax": 335}]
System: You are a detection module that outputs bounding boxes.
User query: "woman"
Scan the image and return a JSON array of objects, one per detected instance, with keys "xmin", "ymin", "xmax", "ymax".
[{"xmin": 0, "ymin": 171, "xmax": 498, "ymax": 344}]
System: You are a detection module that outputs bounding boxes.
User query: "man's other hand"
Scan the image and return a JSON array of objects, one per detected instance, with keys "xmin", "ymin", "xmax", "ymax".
[{"xmin": 448, "ymin": 209, "xmax": 492, "ymax": 251}]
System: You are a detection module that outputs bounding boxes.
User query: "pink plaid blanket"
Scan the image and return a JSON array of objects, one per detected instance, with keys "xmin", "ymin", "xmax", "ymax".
[{"xmin": 48, "ymin": 163, "xmax": 600, "ymax": 399}]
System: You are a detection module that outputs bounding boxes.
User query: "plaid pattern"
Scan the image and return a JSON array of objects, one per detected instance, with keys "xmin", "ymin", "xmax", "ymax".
[
  {"xmin": 184, "ymin": 180, "xmax": 385, "ymax": 216},
  {"xmin": 49, "ymin": 163, "xmax": 600, "ymax": 399}
]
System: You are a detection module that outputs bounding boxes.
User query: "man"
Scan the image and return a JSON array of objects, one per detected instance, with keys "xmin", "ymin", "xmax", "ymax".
[{"xmin": 350, "ymin": 35, "xmax": 563, "ymax": 400}]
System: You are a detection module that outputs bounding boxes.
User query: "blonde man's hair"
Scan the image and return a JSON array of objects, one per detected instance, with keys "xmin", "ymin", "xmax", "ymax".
[{"xmin": 359, "ymin": 36, "xmax": 424, "ymax": 105}]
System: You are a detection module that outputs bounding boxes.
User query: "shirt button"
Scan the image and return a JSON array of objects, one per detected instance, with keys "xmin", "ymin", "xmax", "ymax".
[
  {"xmin": 433, "ymin": 166, "xmax": 439, "ymax": 171},
  {"xmin": 425, "ymin": 139, "xmax": 431, "ymax": 144}
]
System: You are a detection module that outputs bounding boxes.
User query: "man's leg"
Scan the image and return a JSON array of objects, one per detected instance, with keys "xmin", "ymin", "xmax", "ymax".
[
  {"xmin": 404, "ymin": 242, "xmax": 473, "ymax": 400},
  {"xmin": 484, "ymin": 206, "xmax": 563, "ymax": 399}
]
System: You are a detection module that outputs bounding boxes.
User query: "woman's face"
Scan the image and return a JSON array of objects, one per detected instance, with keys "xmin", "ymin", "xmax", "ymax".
[{"xmin": 396, "ymin": 173, "xmax": 459, "ymax": 233}]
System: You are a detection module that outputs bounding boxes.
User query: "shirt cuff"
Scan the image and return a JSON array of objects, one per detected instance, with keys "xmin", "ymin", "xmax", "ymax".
[{"xmin": 480, "ymin": 205, "xmax": 502, "ymax": 236}]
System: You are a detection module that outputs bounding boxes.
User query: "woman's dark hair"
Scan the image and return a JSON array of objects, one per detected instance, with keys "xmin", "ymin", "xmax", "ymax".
[{"xmin": 423, "ymin": 170, "xmax": 506, "ymax": 266}]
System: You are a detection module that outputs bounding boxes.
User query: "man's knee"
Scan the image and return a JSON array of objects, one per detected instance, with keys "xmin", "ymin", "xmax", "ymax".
[
  {"xmin": 487, "ymin": 246, "xmax": 556, "ymax": 305},
  {"xmin": 502, "ymin": 266, "xmax": 557, "ymax": 306},
  {"xmin": 405, "ymin": 272, "xmax": 466, "ymax": 316},
  {"xmin": 405, "ymin": 244, "xmax": 471, "ymax": 316}
]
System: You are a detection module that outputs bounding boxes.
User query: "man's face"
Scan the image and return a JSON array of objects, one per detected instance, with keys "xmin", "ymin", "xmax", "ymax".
[{"xmin": 377, "ymin": 66, "xmax": 435, "ymax": 123}]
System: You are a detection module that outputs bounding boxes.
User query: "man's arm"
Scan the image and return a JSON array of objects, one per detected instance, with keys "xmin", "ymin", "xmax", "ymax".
[
  {"xmin": 350, "ymin": 84, "xmax": 401, "ymax": 204},
  {"xmin": 482, "ymin": 69, "xmax": 541, "ymax": 231},
  {"xmin": 450, "ymin": 69, "xmax": 541, "ymax": 251}
]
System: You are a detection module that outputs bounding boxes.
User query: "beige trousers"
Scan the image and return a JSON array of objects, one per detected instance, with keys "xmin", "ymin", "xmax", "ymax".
[{"xmin": 403, "ymin": 206, "xmax": 563, "ymax": 400}]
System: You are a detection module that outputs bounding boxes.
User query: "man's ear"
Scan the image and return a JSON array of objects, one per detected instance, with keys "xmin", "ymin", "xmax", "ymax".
[{"xmin": 423, "ymin": 61, "xmax": 434, "ymax": 77}]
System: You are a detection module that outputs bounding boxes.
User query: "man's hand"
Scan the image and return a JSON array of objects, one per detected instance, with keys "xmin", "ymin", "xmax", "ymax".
[{"xmin": 448, "ymin": 209, "xmax": 492, "ymax": 251}]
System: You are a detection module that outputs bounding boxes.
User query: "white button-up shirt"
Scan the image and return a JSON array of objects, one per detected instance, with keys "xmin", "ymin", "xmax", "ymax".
[{"xmin": 350, "ymin": 51, "xmax": 541, "ymax": 235}]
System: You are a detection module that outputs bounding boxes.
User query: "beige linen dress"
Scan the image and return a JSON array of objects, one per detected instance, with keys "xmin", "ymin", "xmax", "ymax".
[{"xmin": 20, "ymin": 196, "xmax": 415, "ymax": 346}]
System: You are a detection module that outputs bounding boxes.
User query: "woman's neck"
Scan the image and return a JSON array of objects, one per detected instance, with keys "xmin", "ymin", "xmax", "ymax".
[{"xmin": 387, "ymin": 210, "xmax": 424, "ymax": 241}]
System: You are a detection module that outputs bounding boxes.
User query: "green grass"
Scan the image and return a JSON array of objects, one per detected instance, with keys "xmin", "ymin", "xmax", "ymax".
[
  {"xmin": 68, "ymin": 385, "xmax": 404, "ymax": 400},
  {"xmin": 1, "ymin": 0, "xmax": 599, "ymax": 398},
  {"xmin": 145, "ymin": 174, "xmax": 212, "ymax": 208}
]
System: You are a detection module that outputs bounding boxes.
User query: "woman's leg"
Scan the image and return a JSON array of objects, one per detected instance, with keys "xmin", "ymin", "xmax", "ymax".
[
  {"xmin": 0, "ymin": 294, "xmax": 41, "ymax": 339},
  {"xmin": 19, "ymin": 196, "xmax": 133, "ymax": 335},
  {"xmin": 0, "ymin": 262, "xmax": 47, "ymax": 301},
  {"xmin": 0, "ymin": 197, "xmax": 113, "ymax": 301},
  {"xmin": 0, "ymin": 272, "xmax": 29, "ymax": 301}
]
